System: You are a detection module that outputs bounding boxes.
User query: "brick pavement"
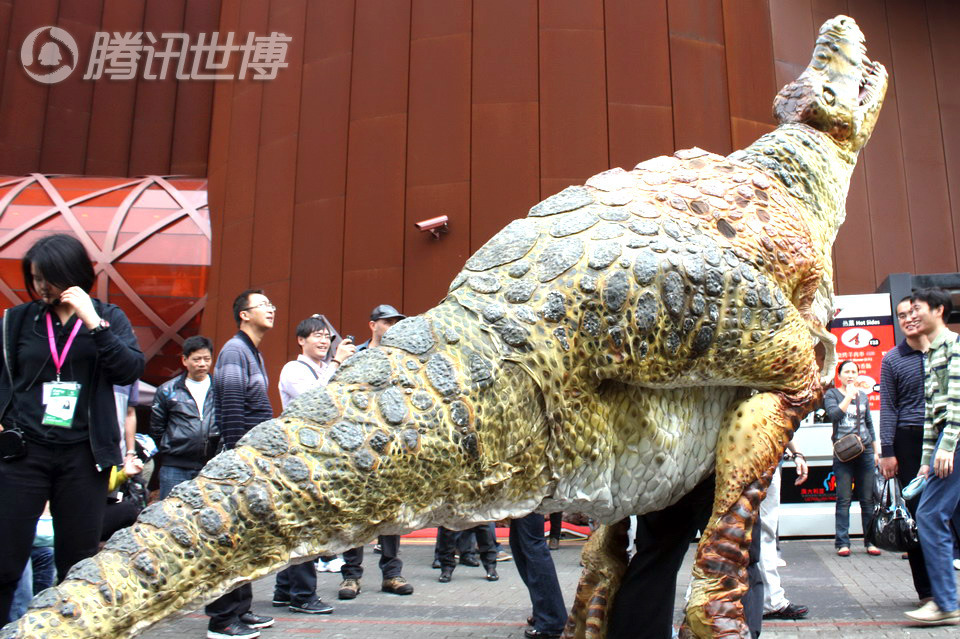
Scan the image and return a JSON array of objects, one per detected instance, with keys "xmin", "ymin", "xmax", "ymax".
[{"xmin": 140, "ymin": 537, "xmax": 960, "ymax": 639}]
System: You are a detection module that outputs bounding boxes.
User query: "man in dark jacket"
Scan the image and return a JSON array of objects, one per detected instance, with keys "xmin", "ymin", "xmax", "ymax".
[{"xmin": 151, "ymin": 335, "xmax": 217, "ymax": 499}]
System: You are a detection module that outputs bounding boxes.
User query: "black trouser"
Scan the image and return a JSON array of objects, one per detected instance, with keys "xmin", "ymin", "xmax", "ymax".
[
  {"xmin": 0, "ymin": 440, "xmax": 109, "ymax": 622},
  {"xmin": 205, "ymin": 584, "xmax": 252, "ymax": 630},
  {"xmin": 895, "ymin": 425, "xmax": 932, "ymax": 600},
  {"xmin": 548, "ymin": 512, "xmax": 563, "ymax": 539},
  {"xmin": 274, "ymin": 561, "xmax": 316, "ymax": 605},
  {"xmin": 342, "ymin": 535, "xmax": 402, "ymax": 580},
  {"xmin": 608, "ymin": 475, "xmax": 762, "ymax": 639},
  {"xmin": 437, "ymin": 525, "xmax": 497, "ymax": 571}
]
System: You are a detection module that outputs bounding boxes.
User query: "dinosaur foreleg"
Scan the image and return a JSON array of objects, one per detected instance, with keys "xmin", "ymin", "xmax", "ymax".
[
  {"xmin": 562, "ymin": 519, "xmax": 630, "ymax": 639},
  {"xmin": 679, "ymin": 391, "xmax": 796, "ymax": 639}
]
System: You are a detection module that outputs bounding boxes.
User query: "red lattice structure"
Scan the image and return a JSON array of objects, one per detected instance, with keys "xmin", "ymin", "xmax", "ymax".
[{"xmin": 0, "ymin": 175, "xmax": 210, "ymax": 385}]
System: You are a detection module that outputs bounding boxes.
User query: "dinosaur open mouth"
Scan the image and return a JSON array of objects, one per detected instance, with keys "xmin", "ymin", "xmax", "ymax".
[{"xmin": 858, "ymin": 59, "xmax": 883, "ymax": 106}]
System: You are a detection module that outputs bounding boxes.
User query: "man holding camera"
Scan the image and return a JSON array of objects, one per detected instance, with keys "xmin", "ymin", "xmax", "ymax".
[{"xmin": 272, "ymin": 314, "xmax": 354, "ymax": 615}]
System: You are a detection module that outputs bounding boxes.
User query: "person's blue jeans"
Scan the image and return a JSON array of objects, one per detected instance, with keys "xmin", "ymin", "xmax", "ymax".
[
  {"xmin": 509, "ymin": 514, "xmax": 567, "ymax": 634},
  {"xmin": 157, "ymin": 465, "xmax": 201, "ymax": 500},
  {"xmin": 833, "ymin": 451, "xmax": 876, "ymax": 548},
  {"xmin": 8, "ymin": 559, "xmax": 32, "ymax": 622},
  {"xmin": 8, "ymin": 546, "xmax": 56, "ymax": 622},
  {"xmin": 916, "ymin": 434, "xmax": 960, "ymax": 613},
  {"xmin": 29, "ymin": 547, "xmax": 54, "ymax": 594}
]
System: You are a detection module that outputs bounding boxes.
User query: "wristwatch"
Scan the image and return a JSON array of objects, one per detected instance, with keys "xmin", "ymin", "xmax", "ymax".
[{"xmin": 89, "ymin": 318, "xmax": 111, "ymax": 335}]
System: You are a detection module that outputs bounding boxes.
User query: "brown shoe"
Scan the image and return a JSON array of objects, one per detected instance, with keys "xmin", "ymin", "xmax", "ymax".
[
  {"xmin": 547, "ymin": 537, "xmax": 560, "ymax": 551},
  {"xmin": 382, "ymin": 576, "xmax": 414, "ymax": 595},
  {"xmin": 338, "ymin": 578, "xmax": 361, "ymax": 600}
]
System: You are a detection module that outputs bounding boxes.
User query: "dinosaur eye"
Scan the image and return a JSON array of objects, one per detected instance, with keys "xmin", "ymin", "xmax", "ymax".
[{"xmin": 822, "ymin": 86, "xmax": 836, "ymax": 105}]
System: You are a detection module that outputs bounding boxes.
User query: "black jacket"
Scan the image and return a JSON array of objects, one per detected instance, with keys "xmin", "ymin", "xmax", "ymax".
[
  {"xmin": 150, "ymin": 372, "xmax": 218, "ymax": 469},
  {"xmin": 0, "ymin": 299, "xmax": 144, "ymax": 470}
]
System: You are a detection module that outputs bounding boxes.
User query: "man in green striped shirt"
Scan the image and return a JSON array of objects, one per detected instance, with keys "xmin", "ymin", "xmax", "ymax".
[{"xmin": 906, "ymin": 288, "xmax": 960, "ymax": 626}]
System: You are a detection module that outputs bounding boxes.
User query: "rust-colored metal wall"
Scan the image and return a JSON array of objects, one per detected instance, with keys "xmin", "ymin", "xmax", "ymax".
[
  {"xmin": 3, "ymin": 1, "xmax": 958, "ymax": 389},
  {"xmin": 0, "ymin": 0, "xmax": 219, "ymax": 177},
  {"xmin": 203, "ymin": 0, "xmax": 787, "ymax": 374}
]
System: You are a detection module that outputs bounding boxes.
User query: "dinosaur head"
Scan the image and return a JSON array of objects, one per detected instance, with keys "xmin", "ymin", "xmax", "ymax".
[{"xmin": 773, "ymin": 16, "xmax": 887, "ymax": 153}]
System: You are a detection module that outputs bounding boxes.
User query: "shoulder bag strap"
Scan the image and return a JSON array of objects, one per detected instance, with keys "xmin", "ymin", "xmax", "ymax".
[{"xmin": 297, "ymin": 360, "xmax": 319, "ymax": 380}]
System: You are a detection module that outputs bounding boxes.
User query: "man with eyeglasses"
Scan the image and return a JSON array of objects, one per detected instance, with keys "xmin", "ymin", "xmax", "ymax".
[
  {"xmin": 205, "ymin": 289, "xmax": 277, "ymax": 639},
  {"xmin": 879, "ymin": 296, "xmax": 934, "ymax": 609},
  {"xmin": 338, "ymin": 304, "xmax": 416, "ymax": 600},
  {"xmin": 271, "ymin": 314, "xmax": 354, "ymax": 615}
]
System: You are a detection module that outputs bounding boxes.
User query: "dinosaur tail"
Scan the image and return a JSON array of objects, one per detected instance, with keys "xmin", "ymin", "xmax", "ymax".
[{"xmin": 0, "ymin": 416, "xmax": 398, "ymax": 639}]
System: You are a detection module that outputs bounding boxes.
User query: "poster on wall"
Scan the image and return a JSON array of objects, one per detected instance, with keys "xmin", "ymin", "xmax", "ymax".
[{"xmin": 827, "ymin": 293, "xmax": 895, "ymax": 411}]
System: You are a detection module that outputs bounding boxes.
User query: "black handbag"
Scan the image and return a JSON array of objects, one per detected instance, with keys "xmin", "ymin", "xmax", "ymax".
[{"xmin": 865, "ymin": 477, "xmax": 920, "ymax": 552}]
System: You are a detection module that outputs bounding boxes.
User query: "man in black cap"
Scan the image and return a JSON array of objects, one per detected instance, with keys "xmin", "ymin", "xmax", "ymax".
[
  {"xmin": 338, "ymin": 304, "xmax": 414, "ymax": 600},
  {"xmin": 358, "ymin": 304, "xmax": 406, "ymax": 350}
]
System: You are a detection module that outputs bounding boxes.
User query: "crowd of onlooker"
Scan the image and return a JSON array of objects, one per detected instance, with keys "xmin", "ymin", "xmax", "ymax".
[{"xmin": 1, "ymin": 233, "xmax": 958, "ymax": 639}]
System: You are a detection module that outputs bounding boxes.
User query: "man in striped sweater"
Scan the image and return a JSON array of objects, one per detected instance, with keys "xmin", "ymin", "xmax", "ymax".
[
  {"xmin": 205, "ymin": 289, "xmax": 277, "ymax": 639},
  {"xmin": 906, "ymin": 287, "xmax": 960, "ymax": 626}
]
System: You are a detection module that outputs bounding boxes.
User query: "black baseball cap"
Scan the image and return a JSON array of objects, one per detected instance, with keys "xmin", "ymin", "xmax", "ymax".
[{"xmin": 370, "ymin": 304, "xmax": 406, "ymax": 322}]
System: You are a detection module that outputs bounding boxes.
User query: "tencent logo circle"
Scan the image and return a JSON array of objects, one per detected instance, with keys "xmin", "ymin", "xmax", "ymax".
[{"xmin": 21, "ymin": 26, "xmax": 79, "ymax": 84}]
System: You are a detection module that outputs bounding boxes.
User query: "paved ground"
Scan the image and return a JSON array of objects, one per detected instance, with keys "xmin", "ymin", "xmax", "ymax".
[{"xmin": 140, "ymin": 537, "xmax": 960, "ymax": 639}]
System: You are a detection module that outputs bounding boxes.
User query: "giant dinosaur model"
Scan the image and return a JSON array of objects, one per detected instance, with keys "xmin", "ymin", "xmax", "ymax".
[{"xmin": 2, "ymin": 15, "xmax": 885, "ymax": 639}]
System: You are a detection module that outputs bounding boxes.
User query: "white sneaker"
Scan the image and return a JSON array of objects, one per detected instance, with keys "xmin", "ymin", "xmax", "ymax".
[
  {"xmin": 325, "ymin": 557, "xmax": 345, "ymax": 572},
  {"xmin": 953, "ymin": 558, "xmax": 960, "ymax": 571},
  {"xmin": 316, "ymin": 560, "xmax": 330, "ymax": 573},
  {"xmin": 905, "ymin": 600, "xmax": 960, "ymax": 625}
]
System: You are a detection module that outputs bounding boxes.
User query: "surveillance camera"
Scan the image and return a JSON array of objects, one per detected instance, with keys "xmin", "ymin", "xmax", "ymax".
[{"xmin": 414, "ymin": 215, "xmax": 449, "ymax": 239}]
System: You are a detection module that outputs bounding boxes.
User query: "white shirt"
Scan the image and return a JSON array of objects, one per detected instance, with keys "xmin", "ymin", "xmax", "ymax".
[
  {"xmin": 278, "ymin": 354, "xmax": 336, "ymax": 409},
  {"xmin": 185, "ymin": 375, "xmax": 212, "ymax": 419}
]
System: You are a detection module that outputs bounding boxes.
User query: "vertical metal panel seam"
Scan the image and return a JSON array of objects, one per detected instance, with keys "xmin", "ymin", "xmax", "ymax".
[
  {"xmin": 35, "ymin": 0, "xmax": 62, "ymax": 173},
  {"xmin": 165, "ymin": 0, "xmax": 189, "ymax": 175},
  {"xmin": 285, "ymin": 0, "xmax": 310, "ymax": 317},
  {"xmin": 882, "ymin": 0, "xmax": 919, "ymax": 275},
  {"xmin": 340, "ymin": 0, "xmax": 359, "ymax": 323},
  {"xmin": 468, "ymin": 0, "xmax": 473, "ymax": 256},
  {"xmin": 536, "ymin": 0, "xmax": 542, "ymax": 202},
  {"xmin": 602, "ymin": 0, "xmax": 610, "ymax": 171},
  {"xmin": 78, "ymin": 0, "xmax": 107, "ymax": 176},
  {"xmin": 718, "ymin": 0, "xmax": 733, "ymax": 153},
  {"xmin": 0, "ymin": 0, "xmax": 15, "ymax": 95},
  {"xmin": 124, "ymin": 0, "xmax": 150, "ymax": 176},
  {"xmin": 664, "ymin": 0, "xmax": 676, "ymax": 152},
  {"xmin": 924, "ymin": 0, "xmax": 958, "ymax": 268},
  {"xmin": 400, "ymin": 0, "xmax": 412, "ymax": 307}
]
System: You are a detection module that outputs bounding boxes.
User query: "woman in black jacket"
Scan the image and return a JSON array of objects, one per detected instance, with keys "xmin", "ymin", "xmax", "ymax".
[
  {"xmin": 824, "ymin": 359, "xmax": 881, "ymax": 558},
  {"xmin": 0, "ymin": 234, "xmax": 144, "ymax": 620}
]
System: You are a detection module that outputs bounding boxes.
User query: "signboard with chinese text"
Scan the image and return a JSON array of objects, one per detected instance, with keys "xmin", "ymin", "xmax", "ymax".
[{"xmin": 827, "ymin": 293, "xmax": 895, "ymax": 411}]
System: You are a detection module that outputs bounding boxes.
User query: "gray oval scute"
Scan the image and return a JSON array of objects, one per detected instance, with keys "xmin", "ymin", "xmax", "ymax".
[
  {"xmin": 528, "ymin": 185, "xmax": 595, "ymax": 218},
  {"xmin": 380, "ymin": 316, "xmax": 435, "ymax": 355},
  {"xmin": 536, "ymin": 237, "xmax": 584, "ymax": 282},
  {"xmin": 466, "ymin": 219, "xmax": 541, "ymax": 271},
  {"xmin": 378, "ymin": 387, "xmax": 408, "ymax": 425}
]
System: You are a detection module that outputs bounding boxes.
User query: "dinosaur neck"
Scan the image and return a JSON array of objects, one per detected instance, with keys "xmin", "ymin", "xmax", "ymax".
[{"xmin": 730, "ymin": 124, "xmax": 857, "ymax": 248}]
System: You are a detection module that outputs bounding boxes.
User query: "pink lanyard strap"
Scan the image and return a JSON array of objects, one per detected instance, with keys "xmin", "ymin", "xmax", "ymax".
[{"xmin": 46, "ymin": 312, "xmax": 83, "ymax": 381}]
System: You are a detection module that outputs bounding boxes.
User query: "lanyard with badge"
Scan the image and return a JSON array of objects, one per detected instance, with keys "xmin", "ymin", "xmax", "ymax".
[{"xmin": 41, "ymin": 313, "xmax": 83, "ymax": 427}]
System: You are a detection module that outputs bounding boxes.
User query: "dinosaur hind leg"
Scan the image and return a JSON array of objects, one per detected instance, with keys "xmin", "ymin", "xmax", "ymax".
[
  {"xmin": 680, "ymin": 391, "xmax": 799, "ymax": 638},
  {"xmin": 562, "ymin": 519, "xmax": 630, "ymax": 639}
]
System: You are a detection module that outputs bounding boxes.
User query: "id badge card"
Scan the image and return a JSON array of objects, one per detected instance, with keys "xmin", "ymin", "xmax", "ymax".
[{"xmin": 42, "ymin": 382, "xmax": 81, "ymax": 427}]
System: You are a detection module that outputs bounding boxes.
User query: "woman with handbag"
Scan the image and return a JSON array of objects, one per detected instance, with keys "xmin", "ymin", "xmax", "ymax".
[
  {"xmin": 825, "ymin": 359, "xmax": 882, "ymax": 557},
  {"xmin": 0, "ymin": 234, "xmax": 144, "ymax": 621}
]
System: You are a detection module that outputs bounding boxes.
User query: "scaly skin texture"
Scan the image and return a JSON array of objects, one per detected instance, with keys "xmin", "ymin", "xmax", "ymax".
[{"xmin": 2, "ymin": 16, "xmax": 886, "ymax": 639}]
